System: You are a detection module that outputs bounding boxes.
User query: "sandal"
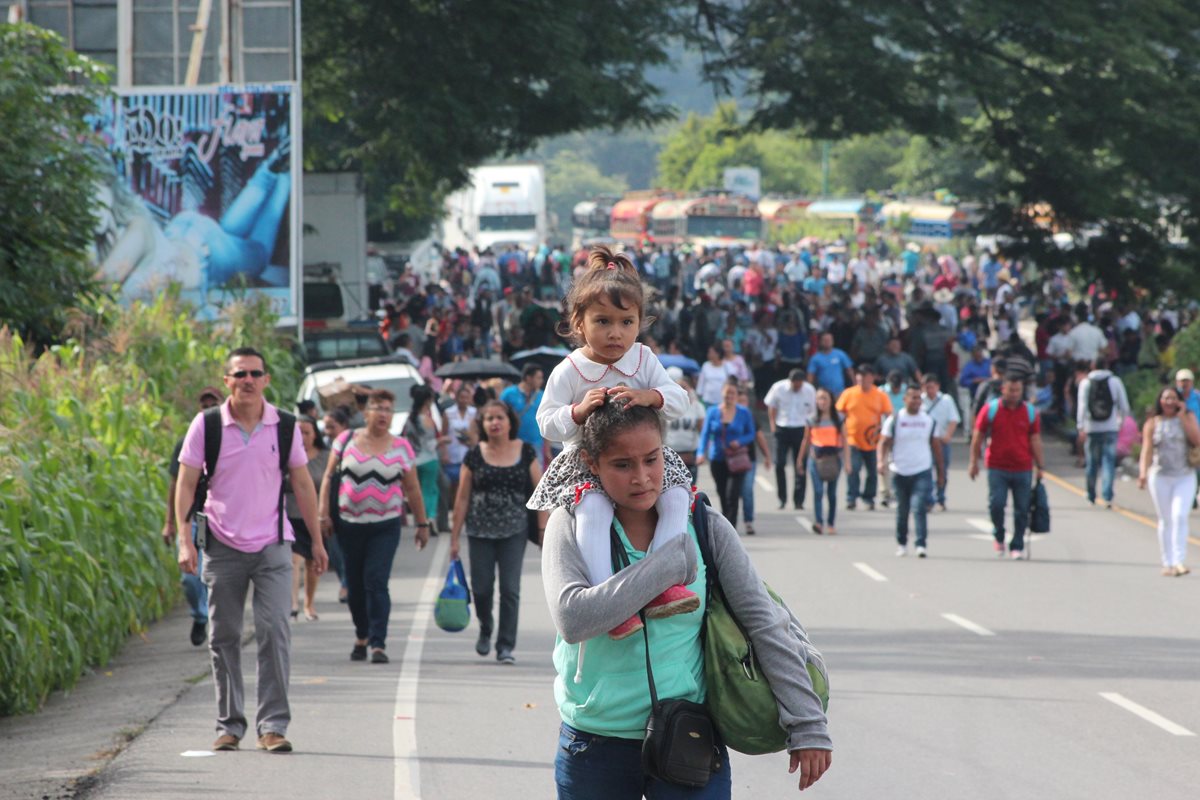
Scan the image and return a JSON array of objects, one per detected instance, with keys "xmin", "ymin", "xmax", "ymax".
[{"xmin": 304, "ymin": 609, "xmax": 319, "ymax": 621}]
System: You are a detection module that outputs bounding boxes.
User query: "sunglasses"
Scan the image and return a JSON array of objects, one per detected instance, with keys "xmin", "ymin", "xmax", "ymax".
[{"xmin": 227, "ymin": 370, "xmax": 266, "ymax": 379}]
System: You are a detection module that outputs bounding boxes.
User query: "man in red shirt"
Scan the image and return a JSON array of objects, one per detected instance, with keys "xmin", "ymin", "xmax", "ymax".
[{"xmin": 967, "ymin": 375, "xmax": 1046, "ymax": 559}]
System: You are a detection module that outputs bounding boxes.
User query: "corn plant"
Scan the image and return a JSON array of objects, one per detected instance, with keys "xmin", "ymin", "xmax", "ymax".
[{"xmin": 0, "ymin": 291, "xmax": 299, "ymax": 715}]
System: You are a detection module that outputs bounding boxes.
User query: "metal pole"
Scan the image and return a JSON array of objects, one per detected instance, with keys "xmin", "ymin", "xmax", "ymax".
[{"xmin": 820, "ymin": 140, "xmax": 830, "ymax": 197}]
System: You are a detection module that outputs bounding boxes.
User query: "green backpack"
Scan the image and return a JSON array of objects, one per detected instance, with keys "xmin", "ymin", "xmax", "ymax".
[{"xmin": 694, "ymin": 494, "xmax": 830, "ymax": 755}]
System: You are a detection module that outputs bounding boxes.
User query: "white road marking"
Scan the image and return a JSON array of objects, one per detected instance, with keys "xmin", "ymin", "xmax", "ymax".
[
  {"xmin": 794, "ymin": 515, "xmax": 814, "ymax": 533},
  {"xmin": 941, "ymin": 613, "xmax": 996, "ymax": 637},
  {"xmin": 755, "ymin": 474, "xmax": 775, "ymax": 493},
  {"xmin": 394, "ymin": 534, "xmax": 451, "ymax": 800},
  {"xmin": 853, "ymin": 562, "xmax": 889, "ymax": 582},
  {"xmin": 1099, "ymin": 692, "xmax": 1197, "ymax": 736},
  {"xmin": 966, "ymin": 517, "xmax": 993, "ymax": 533}
]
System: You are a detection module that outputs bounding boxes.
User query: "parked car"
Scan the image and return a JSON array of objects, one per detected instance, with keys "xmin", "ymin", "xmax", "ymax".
[
  {"xmin": 301, "ymin": 328, "xmax": 389, "ymax": 364},
  {"xmin": 296, "ymin": 356, "xmax": 437, "ymax": 435}
]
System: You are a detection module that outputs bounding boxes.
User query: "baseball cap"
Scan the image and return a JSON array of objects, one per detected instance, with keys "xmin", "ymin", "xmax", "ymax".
[
  {"xmin": 1178, "ymin": 368, "xmax": 1195, "ymax": 382},
  {"xmin": 197, "ymin": 386, "xmax": 223, "ymax": 403}
]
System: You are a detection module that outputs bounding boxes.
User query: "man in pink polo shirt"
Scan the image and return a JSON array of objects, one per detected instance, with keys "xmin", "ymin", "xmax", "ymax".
[{"xmin": 175, "ymin": 347, "xmax": 327, "ymax": 754}]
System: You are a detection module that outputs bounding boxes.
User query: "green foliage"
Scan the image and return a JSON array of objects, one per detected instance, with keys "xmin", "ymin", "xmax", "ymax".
[
  {"xmin": 656, "ymin": 104, "xmax": 820, "ymax": 195},
  {"xmin": 0, "ymin": 23, "xmax": 111, "ymax": 348},
  {"xmin": 302, "ymin": 0, "xmax": 691, "ymax": 237},
  {"xmin": 544, "ymin": 150, "xmax": 629, "ymax": 241},
  {"xmin": 1122, "ymin": 369, "xmax": 1168, "ymax": 424},
  {"xmin": 0, "ymin": 292, "xmax": 298, "ymax": 716},
  {"xmin": 704, "ymin": 0, "xmax": 1200, "ymax": 297},
  {"xmin": 1169, "ymin": 318, "xmax": 1200, "ymax": 381}
]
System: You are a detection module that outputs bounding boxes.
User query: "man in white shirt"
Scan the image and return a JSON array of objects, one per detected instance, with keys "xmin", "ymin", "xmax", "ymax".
[
  {"xmin": 1066, "ymin": 315, "xmax": 1109, "ymax": 365},
  {"xmin": 880, "ymin": 385, "xmax": 945, "ymax": 558},
  {"xmin": 764, "ymin": 368, "xmax": 817, "ymax": 510},
  {"xmin": 1076, "ymin": 359, "xmax": 1131, "ymax": 508},
  {"xmin": 920, "ymin": 374, "xmax": 961, "ymax": 511}
]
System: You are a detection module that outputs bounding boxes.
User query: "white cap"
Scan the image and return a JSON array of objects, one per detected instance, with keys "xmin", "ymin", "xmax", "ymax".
[
  {"xmin": 666, "ymin": 366, "xmax": 685, "ymax": 381},
  {"xmin": 1178, "ymin": 368, "xmax": 1195, "ymax": 382}
]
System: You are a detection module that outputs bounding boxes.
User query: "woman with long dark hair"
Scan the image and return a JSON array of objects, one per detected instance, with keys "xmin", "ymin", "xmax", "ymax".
[
  {"xmin": 1138, "ymin": 385, "xmax": 1200, "ymax": 576},
  {"xmin": 403, "ymin": 384, "xmax": 447, "ymax": 535},
  {"xmin": 798, "ymin": 387, "xmax": 850, "ymax": 535}
]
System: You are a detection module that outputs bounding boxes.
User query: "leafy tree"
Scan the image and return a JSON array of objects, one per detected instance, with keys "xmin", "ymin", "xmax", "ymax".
[
  {"xmin": 0, "ymin": 24, "xmax": 110, "ymax": 347},
  {"xmin": 703, "ymin": 0, "xmax": 1200, "ymax": 297},
  {"xmin": 657, "ymin": 103, "xmax": 819, "ymax": 195},
  {"xmin": 303, "ymin": 0, "xmax": 692, "ymax": 239},
  {"xmin": 544, "ymin": 150, "xmax": 628, "ymax": 242}
]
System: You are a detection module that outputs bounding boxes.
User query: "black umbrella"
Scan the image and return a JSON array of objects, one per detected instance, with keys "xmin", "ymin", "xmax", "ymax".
[
  {"xmin": 510, "ymin": 346, "xmax": 571, "ymax": 374},
  {"xmin": 434, "ymin": 358, "xmax": 521, "ymax": 381}
]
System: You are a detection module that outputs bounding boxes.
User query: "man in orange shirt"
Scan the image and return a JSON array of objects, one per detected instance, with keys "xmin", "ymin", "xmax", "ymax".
[{"xmin": 836, "ymin": 364, "xmax": 893, "ymax": 510}]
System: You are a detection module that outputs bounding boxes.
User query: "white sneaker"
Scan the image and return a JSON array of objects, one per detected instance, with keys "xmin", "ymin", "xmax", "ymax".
[
  {"xmin": 916, "ymin": 546, "xmax": 927, "ymax": 558},
  {"xmin": 895, "ymin": 545, "xmax": 907, "ymax": 557}
]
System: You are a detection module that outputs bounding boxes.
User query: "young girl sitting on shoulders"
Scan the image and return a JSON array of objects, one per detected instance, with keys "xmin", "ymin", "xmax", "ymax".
[{"xmin": 529, "ymin": 246, "xmax": 697, "ymax": 640}]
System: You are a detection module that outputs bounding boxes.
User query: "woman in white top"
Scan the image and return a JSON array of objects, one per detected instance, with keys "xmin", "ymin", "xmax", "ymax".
[
  {"xmin": 663, "ymin": 369, "xmax": 707, "ymax": 483},
  {"xmin": 696, "ymin": 343, "xmax": 735, "ymax": 405}
]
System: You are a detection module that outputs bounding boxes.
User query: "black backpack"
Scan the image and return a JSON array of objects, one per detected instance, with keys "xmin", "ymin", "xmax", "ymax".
[
  {"xmin": 188, "ymin": 406, "xmax": 296, "ymax": 544},
  {"xmin": 1087, "ymin": 376, "xmax": 1114, "ymax": 422}
]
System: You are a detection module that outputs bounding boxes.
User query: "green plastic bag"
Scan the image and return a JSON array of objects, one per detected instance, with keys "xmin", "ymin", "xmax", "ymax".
[
  {"xmin": 695, "ymin": 497, "xmax": 830, "ymax": 755},
  {"xmin": 434, "ymin": 558, "xmax": 472, "ymax": 633}
]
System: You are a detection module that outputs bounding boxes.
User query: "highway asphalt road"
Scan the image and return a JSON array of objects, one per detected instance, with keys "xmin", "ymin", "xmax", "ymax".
[{"xmin": 8, "ymin": 440, "xmax": 1200, "ymax": 800}]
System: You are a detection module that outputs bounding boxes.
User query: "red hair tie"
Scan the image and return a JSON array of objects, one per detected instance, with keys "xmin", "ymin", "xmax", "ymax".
[{"xmin": 606, "ymin": 262, "xmax": 617, "ymax": 270}]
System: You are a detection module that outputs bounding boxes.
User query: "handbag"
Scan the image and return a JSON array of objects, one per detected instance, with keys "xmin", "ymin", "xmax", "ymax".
[
  {"xmin": 693, "ymin": 492, "xmax": 830, "ymax": 755},
  {"xmin": 609, "ymin": 527, "xmax": 720, "ymax": 788},
  {"xmin": 722, "ymin": 424, "xmax": 752, "ymax": 475},
  {"xmin": 814, "ymin": 446, "xmax": 841, "ymax": 483},
  {"xmin": 1029, "ymin": 478, "xmax": 1051, "ymax": 534},
  {"xmin": 434, "ymin": 558, "xmax": 472, "ymax": 633}
]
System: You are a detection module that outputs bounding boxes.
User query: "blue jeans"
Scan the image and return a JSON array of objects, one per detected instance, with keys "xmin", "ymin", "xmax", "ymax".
[
  {"xmin": 927, "ymin": 441, "xmax": 951, "ymax": 506},
  {"xmin": 182, "ymin": 520, "xmax": 208, "ymax": 623},
  {"xmin": 338, "ymin": 518, "xmax": 401, "ymax": 649},
  {"xmin": 847, "ymin": 448, "xmax": 877, "ymax": 504},
  {"xmin": 987, "ymin": 469, "xmax": 1032, "ymax": 553},
  {"xmin": 807, "ymin": 458, "xmax": 839, "ymax": 528},
  {"xmin": 1085, "ymin": 431, "xmax": 1118, "ymax": 503},
  {"xmin": 740, "ymin": 462, "xmax": 757, "ymax": 523},
  {"xmin": 555, "ymin": 723, "xmax": 732, "ymax": 800},
  {"xmin": 893, "ymin": 469, "xmax": 932, "ymax": 547}
]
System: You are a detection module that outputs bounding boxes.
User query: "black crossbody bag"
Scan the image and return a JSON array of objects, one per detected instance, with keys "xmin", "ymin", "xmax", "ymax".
[{"xmin": 610, "ymin": 526, "xmax": 721, "ymax": 788}]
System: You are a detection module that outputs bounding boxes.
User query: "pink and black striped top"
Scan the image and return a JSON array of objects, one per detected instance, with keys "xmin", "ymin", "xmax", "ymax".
[{"xmin": 333, "ymin": 430, "xmax": 415, "ymax": 523}]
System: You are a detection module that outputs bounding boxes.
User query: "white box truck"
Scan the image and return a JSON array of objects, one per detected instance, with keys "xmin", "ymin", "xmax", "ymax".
[
  {"xmin": 441, "ymin": 164, "xmax": 546, "ymax": 252},
  {"xmin": 302, "ymin": 172, "xmax": 371, "ymax": 325}
]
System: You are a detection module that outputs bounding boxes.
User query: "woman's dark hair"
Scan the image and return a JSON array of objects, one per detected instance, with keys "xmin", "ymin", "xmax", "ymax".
[
  {"xmin": 409, "ymin": 383, "xmax": 434, "ymax": 414},
  {"xmin": 579, "ymin": 395, "xmax": 665, "ymax": 460},
  {"xmin": 814, "ymin": 387, "xmax": 842, "ymax": 429},
  {"xmin": 476, "ymin": 399, "xmax": 520, "ymax": 441},
  {"xmin": 325, "ymin": 405, "xmax": 353, "ymax": 431},
  {"xmin": 298, "ymin": 415, "xmax": 327, "ymax": 450},
  {"xmin": 558, "ymin": 245, "xmax": 650, "ymax": 347},
  {"xmin": 1155, "ymin": 385, "xmax": 1183, "ymax": 417}
]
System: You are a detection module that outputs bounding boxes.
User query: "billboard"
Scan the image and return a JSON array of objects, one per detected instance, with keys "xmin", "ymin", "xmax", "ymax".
[
  {"xmin": 90, "ymin": 84, "xmax": 299, "ymax": 322},
  {"xmin": 723, "ymin": 166, "xmax": 762, "ymax": 202}
]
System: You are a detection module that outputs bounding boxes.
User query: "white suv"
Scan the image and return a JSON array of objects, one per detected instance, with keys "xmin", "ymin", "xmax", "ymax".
[{"xmin": 296, "ymin": 357, "xmax": 438, "ymax": 435}]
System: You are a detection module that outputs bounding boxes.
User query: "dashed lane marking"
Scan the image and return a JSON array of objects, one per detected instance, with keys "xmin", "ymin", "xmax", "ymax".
[
  {"xmin": 853, "ymin": 562, "xmax": 889, "ymax": 582},
  {"xmin": 755, "ymin": 474, "xmax": 775, "ymax": 494},
  {"xmin": 940, "ymin": 613, "xmax": 996, "ymax": 637},
  {"xmin": 794, "ymin": 515, "xmax": 814, "ymax": 533},
  {"xmin": 1099, "ymin": 692, "xmax": 1196, "ymax": 736}
]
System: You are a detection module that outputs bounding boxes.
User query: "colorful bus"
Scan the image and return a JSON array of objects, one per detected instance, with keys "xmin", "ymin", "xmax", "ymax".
[
  {"xmin": 650, "ymin": 194, "xmax": 763, "ymax": 248},
  {"xmin": 610, "ymin": 191, "xmax": 673, "ymax": 246},
  {"xmin": 878, "ymin": 201, "xmax": 970, "ymax": 239},
  {"xmin": 758, "ymin": 197, "xmax": 812, "ymax": 239}
]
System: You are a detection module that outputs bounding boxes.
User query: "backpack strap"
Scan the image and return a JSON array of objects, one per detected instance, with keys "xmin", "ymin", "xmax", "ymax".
[
  {"xmin": 1025, "ymin": 402, "xmax": 1036, "ymax": 425},
  {"xmin": 276, "ymin": 410, "xmax": 296, "ymax": 544},
  {"xmin": 986, "ymin": 398, "xmax": 999, "ymax": 427},
  {"xmin": 188, "ymin": 406, "xmax": 224, "ymax": 521}
]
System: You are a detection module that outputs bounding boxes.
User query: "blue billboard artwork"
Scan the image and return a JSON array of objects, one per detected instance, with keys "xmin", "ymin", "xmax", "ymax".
[{"xmin": 90, "ymin": 84, "xmax": 298, "ymax": 321}]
